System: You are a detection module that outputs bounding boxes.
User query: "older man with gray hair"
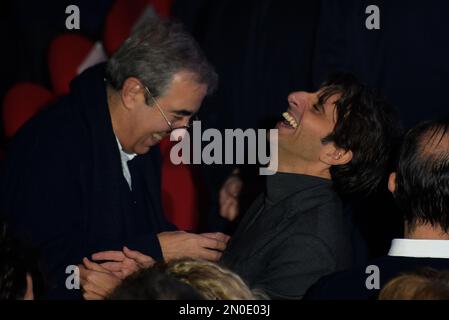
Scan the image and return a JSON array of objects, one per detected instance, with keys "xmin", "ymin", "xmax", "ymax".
[{"xmin": 1, "ymin": 19, "xmax": 227, "ymax": 299}]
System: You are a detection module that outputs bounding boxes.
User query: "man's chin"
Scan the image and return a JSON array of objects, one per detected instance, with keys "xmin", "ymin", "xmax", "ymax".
[
  {"xmin": 135, "ymin": 135, "xmax": 165, "ymax": 154},
  {"xmin": 133, "ymin": 145, "xmax": 152, "ymax": 155}
]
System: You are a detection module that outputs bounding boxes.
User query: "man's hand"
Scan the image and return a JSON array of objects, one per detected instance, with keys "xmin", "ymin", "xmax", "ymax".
[
  {"xmin": 91, "ymin": 246, "xmax": 155, "ymax": 279},
  {"xmin": 219, "ymin": 170, "xmax": 243, "ymax": 221},
  {"xmin": 157, "ymin": 231, "xmax": 230, "ymax": 262},
  {"xmin": 79, "ymin": 257, "xmax": 121, "ymax": 300}
]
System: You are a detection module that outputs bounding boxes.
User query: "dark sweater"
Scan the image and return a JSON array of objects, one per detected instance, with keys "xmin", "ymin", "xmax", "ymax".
[{"xmin": 221, "ymin": 173, "xmax": 353, "ymax": 299}]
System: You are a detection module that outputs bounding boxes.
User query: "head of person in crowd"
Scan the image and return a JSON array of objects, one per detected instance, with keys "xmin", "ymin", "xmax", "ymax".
[
  {"xmin": 379, "ymin": 268, "xmax": 449, "ymax": 300},
  {"xmin": 0, "ymin": 221, "xmax": 43, "ymax": 300},
  {"xmin": 163, "ymin": 259, "xmax": 262, "ymax": 300},
  {"xmin": 276, "ymin": 72, "xmax": 400, "ymax": 197},
  {"xmin": 108, "ymin": 259, "xmax": 261, "ymax": 300},
  {"xmin": 105, "ymin": 18, "xmax": 218, "ymax": 155},
  {"xmin": 107, "ymin": 267, "xmax": 203, "ymax": 300},
  {"xmin": 388, "ymin": 119, "xmax": 449, "ymax": 239}
]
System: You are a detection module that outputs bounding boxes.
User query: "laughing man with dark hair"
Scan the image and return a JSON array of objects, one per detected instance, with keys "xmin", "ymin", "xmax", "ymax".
[{"xmin": 220, "ymin": 73, "xmax": 401, "ymax": 299}]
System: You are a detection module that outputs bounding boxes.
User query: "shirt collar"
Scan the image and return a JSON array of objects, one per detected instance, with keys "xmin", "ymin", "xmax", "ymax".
[
  {"xmin": 388, "ymin": 239, "xmax": 449, "ymax": 259},
  {"xmin": 115, "ymin": 136, "xmax": 137, "ymax": 162},
  {"xmin": 265, "ymin": 172, "xmax": 332, "ymax": 205}
]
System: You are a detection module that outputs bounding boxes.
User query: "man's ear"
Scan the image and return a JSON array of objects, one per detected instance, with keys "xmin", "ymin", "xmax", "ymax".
[
  {"xmin": 120, "ymin": 77, "xmax": 146, "ymax": 110},
  {"xmin": 388, "ymin": 172, "xmax": 396, "ymax": 194},
  {"xmin": 320, "ymin": 144, "xmax": 353, "ymax": 166},
  {"xmin": 23, "ymin": 273, "xmax": 34, "ymax": 300}
]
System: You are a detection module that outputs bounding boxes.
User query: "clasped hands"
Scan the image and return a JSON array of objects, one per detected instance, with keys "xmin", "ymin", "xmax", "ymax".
[{"xmin": 79, "ymin": 231, "xmax": 230, "ymax": 300}]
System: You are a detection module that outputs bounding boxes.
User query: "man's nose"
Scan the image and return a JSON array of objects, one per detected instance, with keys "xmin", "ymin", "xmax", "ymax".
[{"xmin": 288, "ymin": 91, "xmax": 310, "ymax": 109}]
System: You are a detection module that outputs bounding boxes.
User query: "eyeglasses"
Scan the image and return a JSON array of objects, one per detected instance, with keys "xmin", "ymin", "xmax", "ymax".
[{"xmin": 142, "ymin": 85, "xmax": 198, "ymax": 132}]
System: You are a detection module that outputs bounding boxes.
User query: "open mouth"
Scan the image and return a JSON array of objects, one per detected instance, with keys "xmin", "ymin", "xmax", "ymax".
[{"xmin": 281, "ymin": 111, "xmax": 299, "ymax": 129}]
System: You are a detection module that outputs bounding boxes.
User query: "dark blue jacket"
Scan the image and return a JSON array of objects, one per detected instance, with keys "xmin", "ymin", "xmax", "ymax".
[{"xmin": 1, "ymin": 64, "xmax": 176, "ymax": 299}]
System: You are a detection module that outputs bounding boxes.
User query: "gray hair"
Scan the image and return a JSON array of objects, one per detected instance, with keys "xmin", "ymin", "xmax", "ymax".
[{"xmin": 105, "ymin": 18, "xmax": 217, "ymax": 98}]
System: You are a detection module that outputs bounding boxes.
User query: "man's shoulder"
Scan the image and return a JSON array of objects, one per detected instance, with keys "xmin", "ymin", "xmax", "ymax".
[
  {"xmin": 305, "ymin": 255, "xmax": 449, "ymax": 300},
  {"xmin": 9, "ymin": 96, "xmax": 86, "ymax": 156},
  {"xmin": 304, "ymin": 256, "xmax": 393, "ymax": 300},
  {"xmin": 286, "ymin": 189, "xmax": 346, "ymax": 238}
]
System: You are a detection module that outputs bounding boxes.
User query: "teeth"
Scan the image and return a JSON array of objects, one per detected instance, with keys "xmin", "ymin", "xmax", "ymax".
[
  {"xmin": 282, "ymin": 112, "xmax": 298, "ymax": 128},
  {"xmin": 153, "ymin": 133, "xmax": 163, "ymax": 140}
]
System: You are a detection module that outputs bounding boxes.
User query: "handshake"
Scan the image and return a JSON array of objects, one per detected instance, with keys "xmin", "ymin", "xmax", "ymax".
[{"xmin": 79, "ymin": 231, "xmax": 230, "ymax": 300}]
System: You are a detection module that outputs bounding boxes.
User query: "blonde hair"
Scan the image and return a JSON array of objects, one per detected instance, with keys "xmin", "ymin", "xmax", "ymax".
[
  {"xmin": 164, "ymin": 259, "xmax": 261, "ymax": 300},
  {"xmin": 379, "ymin": 268, "xmax": 449, "ymax": 300}
]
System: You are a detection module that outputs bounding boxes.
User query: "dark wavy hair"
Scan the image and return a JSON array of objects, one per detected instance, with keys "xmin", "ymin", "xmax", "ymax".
[
  {"xmin": 394, "ymin": 119, "xmax": 449, "ymax": 232},
  {"xmin": 319, "ymin": 73, "xmax": 401, "ymax": 197}
]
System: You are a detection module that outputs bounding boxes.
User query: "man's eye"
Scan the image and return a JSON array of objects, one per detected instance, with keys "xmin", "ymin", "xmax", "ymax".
[{"xmin": 312, "ymin": 103, "xmax": 324, "ymax": 113}]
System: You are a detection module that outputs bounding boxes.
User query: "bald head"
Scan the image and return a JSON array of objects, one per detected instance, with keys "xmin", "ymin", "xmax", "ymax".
[{"xmin": 394, "ymin": 119, "xmax": 449, "ymax": 233}]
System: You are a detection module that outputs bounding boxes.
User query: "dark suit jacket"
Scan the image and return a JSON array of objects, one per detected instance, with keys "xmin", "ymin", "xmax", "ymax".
[
  {"xmin": 0, "ymin": 64, "xmax": 176, "ymax": 298},
  {"xmin": 305, "ymin": 255, "xmax": 449, "ymax": 300},
  {"xmin": 220, "ymin": 174, "xmax": 353, "ymax": 299}
]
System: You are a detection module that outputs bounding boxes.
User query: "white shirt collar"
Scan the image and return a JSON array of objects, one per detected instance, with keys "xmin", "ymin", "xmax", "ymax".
[
  {"xmin": 115, "ymin": 136, "xmax": 137, "ymax": 161},
  {"xmin": 115, "ymin": 136, "xmax": 137, "ymax": 190},
  {"xmin": 388, "ymin": 239, "xmax": 449, "ymax": 259}
]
